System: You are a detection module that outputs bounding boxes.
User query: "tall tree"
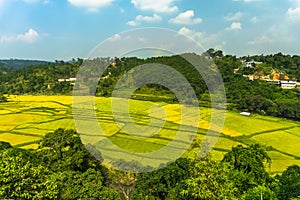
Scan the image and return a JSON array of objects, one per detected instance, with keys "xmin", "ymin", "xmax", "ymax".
[{"xmin": 278, "ymin": 165, "xmax": 300, "ymax": 200}]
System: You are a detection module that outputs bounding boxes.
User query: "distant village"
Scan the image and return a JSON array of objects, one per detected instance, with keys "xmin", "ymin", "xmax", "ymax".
[{"xmin": 239, "ymin": 60, "xmax": 299, "ymax": 89}]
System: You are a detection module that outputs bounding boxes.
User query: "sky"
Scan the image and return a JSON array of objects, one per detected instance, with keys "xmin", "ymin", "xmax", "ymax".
[{"xmin": 0, "ymin": 0, "xmax": 300, "ymax": 60}]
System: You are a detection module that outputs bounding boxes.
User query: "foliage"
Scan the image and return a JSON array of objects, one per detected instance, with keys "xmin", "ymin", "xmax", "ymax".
[
  {"xmin": 242, "ymin": 185, "xmax": 278, "ymax": 200},
  {"xmin": 0, "ymin": 59, "xmax": 50, "ymax": 72},
  {"xmin": 0, "ymin": 60, "xmax": 80, "ymax": 95},
  {"xmin": 177, "ymin": 158, "xmax": 237, "ymax": 200},
  {"xmin": 215, "ymin": 54, "xmax": 300, "ymax": 120},
  {"xmin": 0, "ymin": 149, "xmax": 59, "ymax": 199},
  {"xmin": 37, "ymin": 128, "xmax": 102, "ymax": 172},
  {"xmin": 0, "ymin": 129, "xmax": 299, "ymax": 199},
  {"xmin": 277, "ymin": 165, "xmax": 300, "ymax": 200},
  {"xmin": 51, "ymin": 169, "xmax": 120, "ymax": 200},
  {"xmin": 222, "ymin": 144, "xmax": 278, "ymax": 197},
  {"xmin": 132, "ymin": 158, "xmax": 192, "ymax": 200},
  {"xmin": 0, "ymin": 93, "xmax": 7, "ymax": 102},
  {"xmin": 0, "ymin": 141, "xmax": 12, "ymax": 150}
]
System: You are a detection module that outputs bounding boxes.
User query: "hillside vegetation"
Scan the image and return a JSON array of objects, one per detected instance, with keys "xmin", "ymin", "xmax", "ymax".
[{"xmin": 0, "ymin": 52, "xmax": 299, "ymax": 120}]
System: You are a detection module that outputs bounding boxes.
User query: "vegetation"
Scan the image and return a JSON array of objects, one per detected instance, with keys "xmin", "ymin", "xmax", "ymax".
[
  {"xmin": 1, "ymin": 129, "xmax": 299, "ymax": 199},
  {"xmin": 0, "ymin": 95, "xmax": 299, "ymax": 173},
  {"xmin": 0, "ymin": 51, "xmax": 299, "ymax": 199},
  {"xmin": 0, "ymin": 93, "xmax": 7, "ymax": 102},
  {"xmin": 0, "ymin": 52, "xmax": 299, "ymax": 120},
  {"xmin": 0, "ymin": 59, "xmax": 50, "ymax": 72}
]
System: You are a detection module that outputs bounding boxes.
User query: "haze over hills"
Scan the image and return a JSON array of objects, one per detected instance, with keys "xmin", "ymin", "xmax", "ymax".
[{"xmin": 0, "ymin": 59, "xmax": 51, "ymax": 72}]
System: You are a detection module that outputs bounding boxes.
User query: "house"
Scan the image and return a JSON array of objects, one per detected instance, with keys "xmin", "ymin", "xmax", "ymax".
[
  {"xmin": 242, "ymin": 60, "xmax": 263, "ymax": 68},
  {"xmin": 69, "ymin": 78, "xmax": 76, "ymax": 82},
  {"xmin": 58, "ymin": 77, "xmax": 76, "ymax": 85},
  {"xmin": 267, "ymin": 80, "xmax": 281, "ymax": 86},
  {"xmin": 240, "ymin": 112, "xmax": 251, "ymax": 116},
  {"xmin": 281, "ymin": 80, "xmax": 297, "ymax": 89}
]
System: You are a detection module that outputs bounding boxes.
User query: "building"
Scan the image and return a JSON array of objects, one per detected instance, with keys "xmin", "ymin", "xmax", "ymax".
[
  {"xmin": 280, "ymin": 80, "xmax": 297, "ymax": 89},
  {"xmin": 242, "ymin": 60, "xmax": 263, "ymax": 68},
  {"xmin": 240, "ymin": 112, "xmax": 251, "ymax": 116},
  {"xmin": 57, "ymin": 77, "xmax": 76, "ymax": 85}
]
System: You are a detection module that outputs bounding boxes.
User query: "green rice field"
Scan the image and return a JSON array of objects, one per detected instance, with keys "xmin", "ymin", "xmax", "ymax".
[{"xmin": 0, "ymin": 95, "xmax": 299, "ymax": 172}]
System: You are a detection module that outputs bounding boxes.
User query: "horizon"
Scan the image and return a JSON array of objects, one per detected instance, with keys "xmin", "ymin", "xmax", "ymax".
[{"xmin": 1, "ymin": 50, "xmax": 300, "ymax": 62}]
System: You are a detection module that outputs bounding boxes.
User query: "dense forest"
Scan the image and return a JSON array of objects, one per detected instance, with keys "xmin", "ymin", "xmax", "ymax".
[
  {"xmin": 0, "ymin": 51, "xmax": 299, "ymax": 120},
  {"xmin": 0, "ymin": 128, "xmax": 299, "ymax": 200}
]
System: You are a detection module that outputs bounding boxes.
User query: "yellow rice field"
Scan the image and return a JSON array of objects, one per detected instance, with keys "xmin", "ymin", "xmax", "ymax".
[{"xmin": 0, "ymin": 95, "xmax": 299, "ymax": 172}]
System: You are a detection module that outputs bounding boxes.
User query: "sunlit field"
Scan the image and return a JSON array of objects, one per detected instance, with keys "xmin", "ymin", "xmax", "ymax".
[{"xmin": 0, "ymin": 95, "xmax": 299, "ymax": 172}]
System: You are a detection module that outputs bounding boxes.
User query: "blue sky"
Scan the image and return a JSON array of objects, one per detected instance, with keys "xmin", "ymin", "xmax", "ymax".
[{"xmin": 0, "ymin": 0, "xmax": 300, "ymax": 60}]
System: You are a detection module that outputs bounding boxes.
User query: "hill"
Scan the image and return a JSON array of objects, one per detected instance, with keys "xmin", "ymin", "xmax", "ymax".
[
  {"xmin": 0, "ymin": 59, "xmax": 50, "ymax": 72},
  {"xmin": 0, "ymin": 53, "xmax": 299, "ymax": 121}
]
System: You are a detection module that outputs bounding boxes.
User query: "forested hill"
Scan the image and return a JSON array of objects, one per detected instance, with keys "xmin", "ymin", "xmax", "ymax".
[
  {"xmin": 240, "ymin": 52, "xmax": 300, "ymax": 80},
  {"xmin": 0, "ymin": 52, "xmax": 299, "ymax": 120},
  {"xmin": 0, "ymin": 59, "xmax": 50, "ymax": 72}
]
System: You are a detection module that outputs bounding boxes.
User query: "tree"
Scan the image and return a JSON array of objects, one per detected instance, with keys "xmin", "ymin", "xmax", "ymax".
[
  {"xmin": 0, "ymin": 141, "xmax": 12, "ymax": 150},
  {"xmin": 278, "ymin": 165, "xmax": 300, "ymax": 200},
  {"xmin": 177, "ymin": 158, "xmax": 237, "ymax": 200},
  {"xmin": 51, "ymin": 168, "xmax": 120, "ymax": 200},
  {"xmin": 242, "ymin": 185, "xmax": 278, "ymax": 200},
  {"xmin": 222, "ymin": 144, "xmax": 277, "ymax": 197},
  {"xmin": 204, "ymin": 48, "xmax": 224, "ymax": 58},
  {"xmin": 109, "ymin": 168, "xmax": 137, "ymax": 200},
  {"xmin": 0, "ymin": 149, "xmax": 59, "ymax": 199},
  {"xmin": 0, "ymin": 93, "xmax": 7, "ymax": 102},
  {"xmin": 37, "ymin": 128, "xmax": 102, "ymax": 172},
  {"xmin": 132, "ymin": 158, "xmax": 193, "ymax": 200}
]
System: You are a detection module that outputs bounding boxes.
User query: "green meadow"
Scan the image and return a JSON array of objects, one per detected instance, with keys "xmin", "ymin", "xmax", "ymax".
[{"xmin": 0, "ymin": 95, "xmax": 299, "ymax": 173}]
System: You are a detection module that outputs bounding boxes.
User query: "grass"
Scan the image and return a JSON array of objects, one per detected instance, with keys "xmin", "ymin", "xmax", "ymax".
[
  {"xmin": 0, "ymin": 133, "xmax": 41, "ymax": 146},
  {"xmin": 0, "ymin": 95, "xmax": 299, "ymax": 172},
  {"xmin": 252, "ymin": 131, "xmax": 300, "ymax": 158},
  {"xmin": 224, "ymin": 112, "xmax": 297, "ymax": 136}
]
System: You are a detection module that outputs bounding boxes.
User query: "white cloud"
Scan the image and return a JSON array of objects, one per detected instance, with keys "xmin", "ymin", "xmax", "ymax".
[
  {"xmin": 248, "ymin": 35, "xmax": 272, "ymax": 45},
  {"xmin": 178, "ymin": 27, "xmax": 220, "ymax": 49},
  {"xmin": 287, "ymin": 7, "xmax": 300, "ymax": 21},
  {"xmin": 250, "ymin": 16, "xmax": 258, "ymax": 23},
  {"xmin": 169, "ymin": 10, "xmax": 202, "ymax": 25},
  {"xmin": 178, "ymin": 27, "xmax": 202, "ymax": 40},
  {"xmin": 17, "ymin": 28, "xmax": 39, "ymax": 43},
  {"xmin": 248, "ymin": 25, "xmax": 294, "ymax": 45},
  {"xmin": 291, "ymin": 0, "xmax": 300, "ymax": 6},
  {"xmin": 108, "ymin": 34, "xmax": 121, "ymax": 42},
  {"xmin": 131, "ymin": 0, "xmax": 178, "ymax": 13},
  {"xmin": 127, "ymin": 13, "xmax": 161, "ymax": 26},
  {"xmin": 224, "ymin": 12, "xmax": 243, "ymax": 21},
  {"xmin": 226, "ymin": 22, "xmax": 242, "ymax": 31},
  {"xmin": 67, "ymin": 0, "xmax": 114, "ymax": 12},
  {"xmin": 0, "ymin": 28, "xmax": 39, "ymax": 43}
]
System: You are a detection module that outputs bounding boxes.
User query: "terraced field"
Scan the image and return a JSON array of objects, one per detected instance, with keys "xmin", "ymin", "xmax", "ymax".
[{"xmin": 0, "ymin": 95, "xmax": 299, "ymax": 172}]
